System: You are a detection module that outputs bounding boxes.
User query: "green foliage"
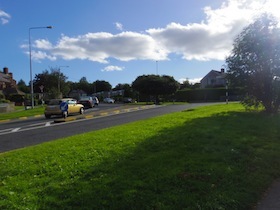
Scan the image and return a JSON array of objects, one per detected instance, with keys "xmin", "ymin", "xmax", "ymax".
[
  {"xmin": 17, "ymin": 79, "xmax": 29, "ymax": 93},
  {"xmin": 175, "ymin": 88, "xmax": 243, "ymax": 102},
  {"xmin": 113, "ymin": 83, "xmax": 134, "ymax": 97},
  {"xmin": 33, "ymin": 68, "xmax": 69, "ymax": 98},
  {"xmin": 6, "ymin": 94, "xmax": 25, "ymax": 103},
  {"xmin": 92, "ymin": 80, "xmax": 112, "ymax": 93},
  {"xmin": 0, "ymin": 99, "xmax": 10, "ymax": 103},
  {"xmin": 1, "ymin": 104, "xmax": 280, "ymax": 209},
  {"xmin": 241, "ymin": 95, "xmax": 263, "ymax": 111},
  {"xmin": 132, "ymin": 75, "xmax": 179, "ymax": 103},
  {"xmin": 226, "ymin": 14, "xmax": 280, "ymax": 113},
  {"xmin": 0, "ymin": 92, "xmax": 5, "ymax": 100}
]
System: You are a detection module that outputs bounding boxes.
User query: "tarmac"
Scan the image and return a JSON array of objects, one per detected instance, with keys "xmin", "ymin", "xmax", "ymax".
[{"xmin": 255, "ymin": 179, "xmax": 280, "ymax": 210}]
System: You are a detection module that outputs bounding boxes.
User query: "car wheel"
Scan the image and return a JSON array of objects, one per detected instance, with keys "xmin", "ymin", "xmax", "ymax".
[
  {"xmin": 80, "ymin": 107, "xmax": 84, "ymax": 114},
  {"xmin": 45, "ymin": 114, "xmax": 51, "ymax": 119}
]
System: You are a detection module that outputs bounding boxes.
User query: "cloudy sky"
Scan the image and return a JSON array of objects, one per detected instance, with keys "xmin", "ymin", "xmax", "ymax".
[{"xmin": 1, "ymin": 0, "xmax": 279, "ymax": 87}]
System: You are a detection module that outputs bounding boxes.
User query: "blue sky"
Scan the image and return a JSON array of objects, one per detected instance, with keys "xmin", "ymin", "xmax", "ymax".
[{"xmin": 0, "ymin": 0, "xmax": 278, "ymax": 88}]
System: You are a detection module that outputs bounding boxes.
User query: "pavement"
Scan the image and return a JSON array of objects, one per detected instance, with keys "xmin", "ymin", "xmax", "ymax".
[{"xmin": 255, "ymin": 180, "xmax": 280, "ymax": 210}]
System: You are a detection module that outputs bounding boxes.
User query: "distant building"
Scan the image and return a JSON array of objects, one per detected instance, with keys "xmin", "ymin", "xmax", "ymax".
[
  {"xmin": 200, "ymin": 68, "xmax": 227, "ymax": 88},
  {"xmin": 68, "ymin": 89, "xmax": 87, "ymax": 100},
  {"xmin": 0, "ymin": 67, "xmax": 16, "ymax": 90},
  {"xmin": 0, "ymin": 67, "xmax": 25, "ymax": 104}
]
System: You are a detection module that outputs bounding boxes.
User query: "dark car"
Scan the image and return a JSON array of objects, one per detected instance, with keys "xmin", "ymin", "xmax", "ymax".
[
  {"xmin": 78, "ymin": 96, "xmax": 96, "ymax": 108},
  {"xmin": 123, "ymin": 97, "xmax": 133, "ymax": 103},
  {"xmin": 103, "ymin": 97, "xmax": 115, "ymax": 103}
]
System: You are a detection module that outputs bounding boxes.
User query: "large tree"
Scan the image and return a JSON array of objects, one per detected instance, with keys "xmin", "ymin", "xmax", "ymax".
[
  {"xmin": 132, "ymin": 74, "xmax": 179, "ymax": 103},
  {"xmin": 92, "ymin": 80, "xmax": 112, "ymax": 93},
  {"xmin": 113, "ymin": 83, "xmax": 133, "ymax": 97},
  {"xmin": 17, "ymin": 79, "xmax": 29, "ymax": 93},
  {"xmin": 226, "ymin": 14, "xmax": 280, "ymax": 113},
  {"xmin": 76, "ymin": 77, "xmax": 92, "ymax": 94},
  {"xmin": 33, "ymin": 68, "xmax": 69, "ymax": 98}
]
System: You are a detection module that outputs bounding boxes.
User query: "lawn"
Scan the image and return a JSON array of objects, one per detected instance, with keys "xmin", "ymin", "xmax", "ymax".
[
  {"xmin": 0, "ymin": 106, "xmax": 45, "ymax": 121},
  {"xmin": 1, "ymin": 103, "xmax": 280, "ymax": 209}
]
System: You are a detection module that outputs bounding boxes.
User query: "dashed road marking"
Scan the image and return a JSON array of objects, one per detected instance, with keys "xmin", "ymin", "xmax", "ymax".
[{"xmin": 12, "ymin": 128, "xmax": 21, "ymax": 132}]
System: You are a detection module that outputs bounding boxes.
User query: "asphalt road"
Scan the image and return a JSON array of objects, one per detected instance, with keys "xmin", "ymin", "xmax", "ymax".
[{"xmin": 0, "ymin": 103, "xmax": 216, "ymax": 153}]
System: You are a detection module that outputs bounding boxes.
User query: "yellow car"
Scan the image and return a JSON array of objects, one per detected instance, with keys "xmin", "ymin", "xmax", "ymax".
[{"xmin": 44, "ymin": 98, "xmax": 84, "ymax": 119}]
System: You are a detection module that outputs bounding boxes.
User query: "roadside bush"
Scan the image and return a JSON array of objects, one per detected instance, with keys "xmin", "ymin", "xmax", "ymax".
[
  {"xmin": 0, "ymin": 92, "xmax": 5, "ymax": 100},
  {"xmin": 0, "ymin": 99, "xmax": 10, "ymax": 103},
  {"xmin": 6, "ymin": 94, "xmax": 25, "ymax": 103}
]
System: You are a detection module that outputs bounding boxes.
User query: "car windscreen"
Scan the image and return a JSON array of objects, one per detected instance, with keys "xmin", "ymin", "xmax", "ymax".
[
  {"xmin": 80, "ymin": 97, "xmax": 91, "ymax": 100},
  {"xmin": 48, "ymin": 100, "xmax": 62, "ymax": 105}
]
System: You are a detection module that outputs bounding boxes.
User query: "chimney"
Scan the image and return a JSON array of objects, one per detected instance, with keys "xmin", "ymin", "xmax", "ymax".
[
  {"xmin": 3, "ymin": 67, "xmax": 8, "ymax": 74},
  {"xmin": 221, "ymin": 68, "xmax": 225, "ymax": 73}
]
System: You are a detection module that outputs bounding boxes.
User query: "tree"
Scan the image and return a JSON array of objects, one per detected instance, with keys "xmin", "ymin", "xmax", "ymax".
[
  {"xmin": 92, "ymin": 80, "xmax": 112, "ymax": 93},
  {"xmin": 180, "ymin": 79, "xmax": 192, "ymax": 90},
  {"xmin": 76, "ymin": 77, "xmax": 92, "ymax": 94},
  {"xmin": 17, "ymin": 79, "xmax": 29, "ymax": 93},
  {"xmin": 226, "ymin": 14, "xmax": 280, "ymax": 113},
  {"xmin": 113, "ymin": 83, "xmax": 133, "ymax": 97},
  {"xmin": 33, "ymin": 68, "xmax": 69, "ymax": 98},
  {"xmin": 132, "ymin": 74, "xmax": 179, "ymax": 103}
]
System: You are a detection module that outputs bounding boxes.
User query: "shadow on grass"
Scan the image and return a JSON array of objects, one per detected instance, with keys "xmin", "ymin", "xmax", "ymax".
[{"xmin": 34, "ymin": 112, "xmax": 280, "ymax": 209}]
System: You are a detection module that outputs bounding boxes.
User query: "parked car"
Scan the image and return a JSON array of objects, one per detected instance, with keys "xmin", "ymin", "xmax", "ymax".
[
  {"xmin": 103, "ymin": 97, "xmax": 115, "ymax": 103},
  {"xmin": 123, "ymin": 97, "xmax": 133, "ymax": 103},
  {"xmin": 78, "ymin": 96, "xmax": 96, "ymax": 108},
  {"xmin": 44, "ymin": 98, "xmax": 84, "ymax": 119}
]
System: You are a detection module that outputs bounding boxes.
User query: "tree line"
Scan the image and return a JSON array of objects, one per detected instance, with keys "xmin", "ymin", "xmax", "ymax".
[
  {"xmin": 16, "ymin": 14, "xmax": 280, "ymax": 113},
  {"xmin": 17, "ymin": 69, "xmax": 184, "ymax": 103}
]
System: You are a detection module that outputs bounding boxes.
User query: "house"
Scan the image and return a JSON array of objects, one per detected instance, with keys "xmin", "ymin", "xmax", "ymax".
[
  {"xmin": 0, "ymin": 67, "xmax": 16, "ymax": 90},
  {"xmin": 0, "ymin": 67, "xmax": 25, "ymax": 105},
  {"xmin": 200, "ymin": 68, "xmax": 227, "ymax": 88}
]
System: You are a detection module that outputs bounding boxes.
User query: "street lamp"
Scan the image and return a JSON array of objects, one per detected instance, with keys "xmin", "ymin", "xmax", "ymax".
[
  {"xmin": 156, "ymin": 60, "xmax": 158, "ymax": 75},
  {"xmin": 58, "ymin": 65, "xmax": 69, "ymax": 95},
  {"xmin": 29, "ymin": 26, "xmax": 52, "ymax": 109}
]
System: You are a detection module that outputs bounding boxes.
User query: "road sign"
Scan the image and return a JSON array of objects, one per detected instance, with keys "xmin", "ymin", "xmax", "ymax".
[{"xmin": 60, "ymin": 101, "xmax": 68, "ymax": 112}]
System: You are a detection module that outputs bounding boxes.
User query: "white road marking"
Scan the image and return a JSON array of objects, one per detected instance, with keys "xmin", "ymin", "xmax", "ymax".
[{"xmin": 12, "ymin": 128, "xmax": 21, "ymax": 132}]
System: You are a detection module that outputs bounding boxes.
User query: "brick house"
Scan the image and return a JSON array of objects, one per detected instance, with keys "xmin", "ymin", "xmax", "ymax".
[
  {"xmin": 0, "ymin": 67, "xmax": 25, "ymax": 105},
  {"xmin": 0, "ymin": 67, "xmax": 16, "ymax": 90}
]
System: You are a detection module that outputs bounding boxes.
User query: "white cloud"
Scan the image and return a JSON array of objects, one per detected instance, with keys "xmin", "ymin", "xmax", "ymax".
[
  {"xmin": 102, "ymin": 65, "xmax": 124, "ymax": 72},
  {"xmin": 34, "ymin": 39, "xmax": 53, "ymax": 50},
  {"xmin": 179, "ymin": 77, "xmax": 202, "ymax": 84},
  {"xmin": 0, "ymin": 10, "xmax": 11, "ymax": 24},
  {"xmin": 189, "ymin": 78, "xmax": 202, "ymax": 84},
  {"xmin": 115, "ymin": 22, "xmax": 123, "ymax": 31},
  {"xmin": 32, "ymin": 51, "xmax": 56, "ymax": 61},
  {"xmin": 51, "ymin": 32, "xmax": 168, "ymax": 63},
  {"xmin": 23, "ymin": 0, "xmax": 279, "ymax": 63}
]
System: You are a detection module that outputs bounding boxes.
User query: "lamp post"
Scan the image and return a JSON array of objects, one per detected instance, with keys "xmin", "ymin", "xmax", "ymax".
[
  {"xmin": 58, "ymin": 65, "xmax": 69, "ymax": 95},
  {"xmin": 29, "ymin": 26, "xmax": 52, "ymax": 109},
  {"xmin": 156, "ymin": 60, "xmax": 158, "ymax": 75}
]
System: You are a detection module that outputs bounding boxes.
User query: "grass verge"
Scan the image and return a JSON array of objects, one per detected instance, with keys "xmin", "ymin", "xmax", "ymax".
[
  {"xmin": 1, "ymin": 103, "xmax": 280, "ymax": 209},
  {"xmin": 0, "ymin": 106, "xmax": 45, "ymax": 121}
]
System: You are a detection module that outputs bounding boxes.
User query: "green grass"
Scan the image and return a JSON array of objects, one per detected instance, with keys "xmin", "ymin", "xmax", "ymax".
[
  {"xmin": 1, "ymin": 103, "xmax": 280, "ymax": 209},
  {"xmin": 0, "ymin": 106, "xmax": 45, "ymax": 121}
]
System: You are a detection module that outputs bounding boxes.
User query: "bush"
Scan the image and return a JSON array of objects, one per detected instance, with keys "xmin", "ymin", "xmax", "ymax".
[
  {"xmin": 174, "ymin": 88, "xmax": 245, "ymax": 102},
  {"xmin": 6, "ymin": 94, "xmax": 25, "ymax": 103},
  {"xmin": 0, "ymin": 99, "xmax": 10, "ymax": 103}
]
